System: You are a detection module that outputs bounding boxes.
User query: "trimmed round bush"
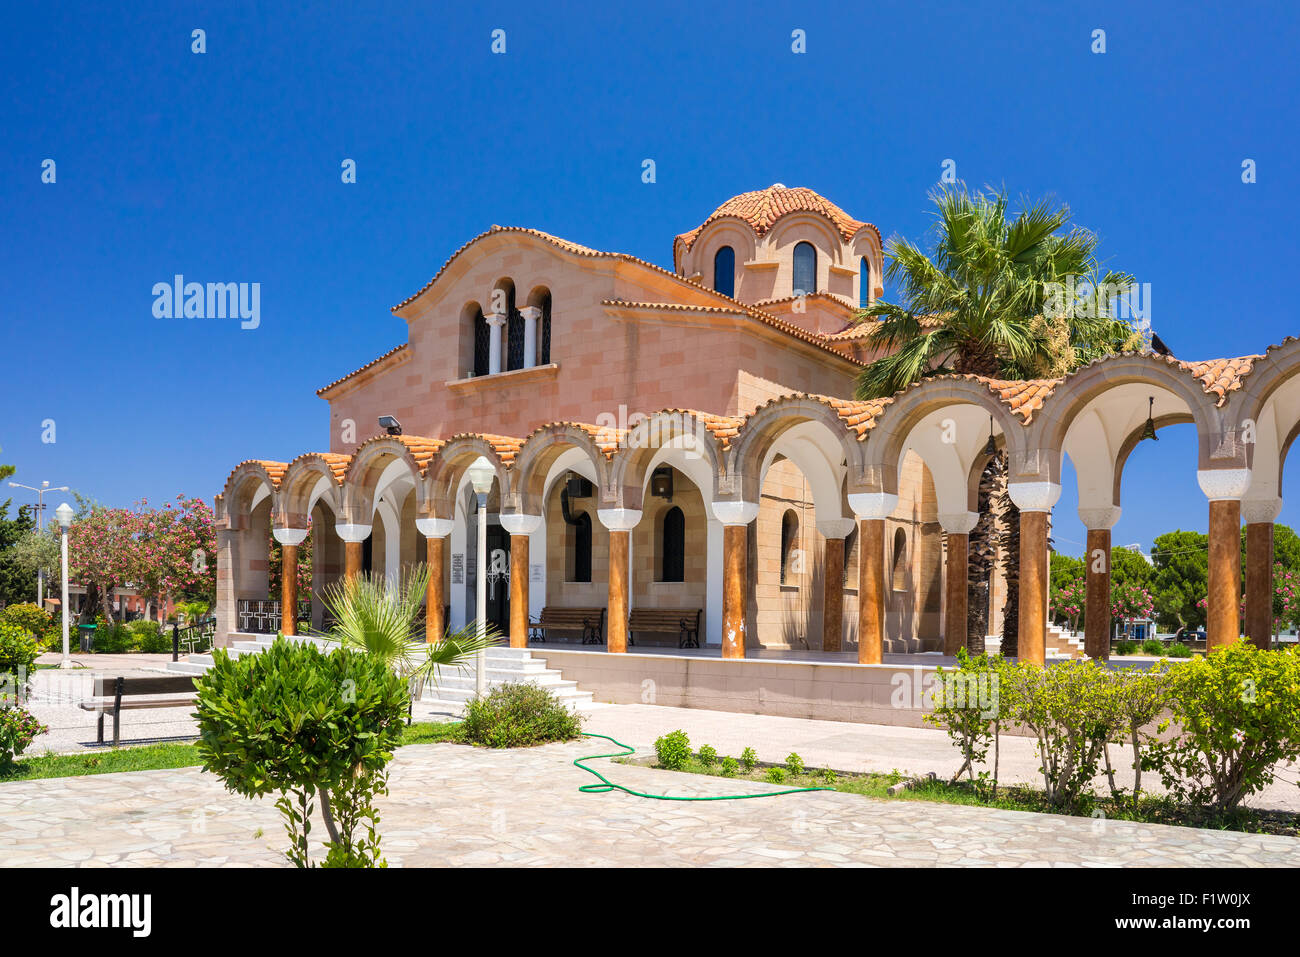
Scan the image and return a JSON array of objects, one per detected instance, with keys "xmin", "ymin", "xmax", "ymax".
[
  {"xmin": 0, "ymin": 623, "xmax": 39, "ymax": 681},
  {"xmin": 0, "ymin": 706, "xmax": 48, "ymax": 768},
  {"xmin": 653, "ymin": 729, "xmax": 691, "ymax": 769},
  {"xmin": 719, "ymin": 756, "xmax": 739, "ymax": 777},
  {"xmin": 459, "ymin": 682, "xmax": 583, "ymax": 749},
  {"xmin": 697, "ymin": 744, "xmax": 718, "ymax": 767},
  {"xmin": 1, "ymin": 604, "xmax": 51, "ymax": 643}
]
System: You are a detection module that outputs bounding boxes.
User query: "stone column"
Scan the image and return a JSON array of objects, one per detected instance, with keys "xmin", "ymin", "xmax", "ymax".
[
  {"xmin": 1242, "ymin": 498, "xmax": 1281, "ymax": 650},
  {"xmin": 1079, "ymin": 506, "xmax": 1121, "ymax": 660},
  {"xmin": 598, "ymin": 509, "xmax": 642, "ymax": 654},
  {"xmin": 520, "ymin": 305, "xmax": 541, "ymax": 369},
  {"xmin": 272, "ymin": 526, "xmax": 308, "ymax": 636},
  {"xmin": 486, "ymin": 311, "xmax": 506, "ymax": 375},
  {"xmin": 336, "ymin": 523, "xmax": 372, "ymax": 586},
  {"xmin": 711, "ymin": 501, "xmax": 759, "ymax": 659},
  {"xmin": 849, "ymin": 492, "xmax": 898, "ymax": 665},
  {"xmin": 1199, "ymin": 469, "xmax": 1251, "ymax": 651},
  {"xmin": 214, "ymin": 524, "xmax": 238, "ymax": 648},
  {"xmin": 501, "ymin": 513, "xmax": 542, "ymax": 649},
  {"xmin": 938, "ymin": 512, "xmax": 979, "ymax": 657},
  {"xmin": 1008, "ymin": 482, "xmax": 1061, "ymax": 666},
  {"xmin": 416, "ymin": 517, "xmax": 453, "ymax": 643},
  {"xmin": 816, "ymin": 518, "xmax": 855, "ymax": 653}
]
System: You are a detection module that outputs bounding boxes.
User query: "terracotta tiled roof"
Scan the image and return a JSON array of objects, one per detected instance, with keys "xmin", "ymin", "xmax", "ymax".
[
  {"xmin": 225, "ymin": 459, "xmax": 288, "ymax": 490},
  {"xmin": 746, "ymin": 393, "xmax": 893, "ymax": 441},
  {"xmin": 651, "ymin": 409, "xmax": 744, "ymax": 449},
  {"xmin": 983, "ymin": 378, "xmax": 1063, "ymax": 422},
  {"xmin": 1180, "ymin": 356, "xmax": 1259, "ymax": 404},
  {"xmin": 675, "ymin": 184, "xmax": 881, "ymax": 252},
  {"xmin": 316, "ymin": 344, "xmax": 409, "ymax": 397},
  {"xmin": 821, "ymin": 314, "xmax": 948, "ymax": 342},
  {"xmin": 442, "ymin": 432, "xmax": 525, "ymax": 467},
  {"xmin": 299, "ymin": 452, "xmax": 353, "ymax": 484}
]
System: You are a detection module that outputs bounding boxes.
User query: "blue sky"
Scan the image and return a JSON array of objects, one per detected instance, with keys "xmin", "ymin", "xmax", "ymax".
[{"xmin": 1, "ymin": 0, "xmax": 1296, "ymax": 557}]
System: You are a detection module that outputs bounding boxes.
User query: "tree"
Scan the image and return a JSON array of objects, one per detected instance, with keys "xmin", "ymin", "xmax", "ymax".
[
  {"xmin": 1050, "ymin": 573, "xmax": 1086, "ymax": 632},
  {"xmin": 66, "ymin": 504, "xmax": 137, "ymax": 623},
  {"xmin": 132, "ymin": 496, "xmax": 217, "ymax": 613},
  {"xmin": 1111, "ymin": 580, "xmax": 1155, "ymax": 637},
  {"xmin": 854, "ymin": 185, "xmax": 1141, "ymax": 659},
  {"xmin": 1150, "ymin": 530, "xmax": 1209, "ymax": 634}
]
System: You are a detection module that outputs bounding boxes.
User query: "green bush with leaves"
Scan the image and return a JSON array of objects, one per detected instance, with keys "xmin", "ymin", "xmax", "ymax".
[
  {"xmin": 653, "ymin": 730, "xmax": 691, "ymax": 770},
  {"xmin": 194, "ymin": 637, "xmax": 408, "ymax": 868},
  {"xmin": 1114, "ymin": 639, "xmax": 1139, "ymax": 656},
  {"xmin": 91, "ymin": 624, "xmax": 134, "ymax": 653},
  {"xmin": 785, "ymin": 752, "xmax": 805, "ymax": 775},
  {"xmin": 740, "ymin": 747, "xmax": 757, "ymax": 772},
  {"xmin": 765, "ymin": 767, "xmax": 786, "ymax": 783},
  {"xmin": 127, "ymin": 619, "xmax": 172, "ymax": 653},
  {"xmin": 926, "ymin": 649, "xmax": 1009, "ymax": 792},
  {"xmin": 0, "ymin": 706, "xmax": 47, "ymax": 768},
  {"xmin": 1166, "ymin": 642, "xmax": 1193, "ymax": 658},
  {"xmin": 719, "ymin": 756, "xmax": 738, "ymax": 777},
  {"xmin": 459, "ymin": 682, "xmax": 583, "ymax": 748},
  {"xmin": 0, "ymin": 604, "xmax": 51, "ymax": 643},
  {"xmin": 1099, "ymin": 667, "xmax": 1169, "ymax": 809},
  {"xmin": 0, "ymin": 623, "xmax": 39, "ymax": 684},
  {"xmin": 1144, "ymin": 643, "xmax": 1300, "ymax": 812},
  {"xmin": 697, "ymin": 744, "xmax": 718, "ymax": 767},
  {"xmin": 1141, "ymin": 638, "xmax": 1165, "ymax": 655}
]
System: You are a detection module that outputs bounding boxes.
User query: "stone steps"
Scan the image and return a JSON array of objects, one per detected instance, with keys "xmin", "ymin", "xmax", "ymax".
[{"xmin": 166, "ymin": 636, "xmax": 593, "ymax": 713}]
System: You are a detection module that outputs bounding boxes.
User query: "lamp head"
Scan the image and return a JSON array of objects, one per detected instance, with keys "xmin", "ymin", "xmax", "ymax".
[
  {"xmin": 378, "ymin": 415, "xmax": 403, "ymax": 436},
  {"xmin": 55, "ymin": 502, "xmax": 74, "ymax": 528},
  {"xmin": 467, "ymin": 456, "xmax": 495, "ymax": 495}
]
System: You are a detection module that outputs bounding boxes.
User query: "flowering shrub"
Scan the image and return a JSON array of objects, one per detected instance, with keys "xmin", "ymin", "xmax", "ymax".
[
  {"xmin": 1111, "ymin": 580, "xmax": 1155, "ymax": 633},
  {"xmin": 1050, "ymin": 575, "xmax": 1085, "ymax": 631},
  {"xmin": 0, "ymin": 604, "xmax": 52, "ymax": 643},
  {"xmin": 0, "ymin": 706, "xmax": 47, "ymax": 768}
]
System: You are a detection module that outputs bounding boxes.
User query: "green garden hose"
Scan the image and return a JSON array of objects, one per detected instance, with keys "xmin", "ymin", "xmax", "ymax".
[{"xmin": 573, "ymin": 732, "xmax": 832, "ymax": 801}]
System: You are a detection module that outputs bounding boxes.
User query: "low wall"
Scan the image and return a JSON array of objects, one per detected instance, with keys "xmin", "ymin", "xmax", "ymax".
[{"xmin": 531, "ymin": 649, "xmax": 946, "ymax": 728}]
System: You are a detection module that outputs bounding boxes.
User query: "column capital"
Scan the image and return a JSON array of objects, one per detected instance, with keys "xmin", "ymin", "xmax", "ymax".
[
  {"xmin": 848, "ymin": 491, "xmax": 897, "ymax": 520},
  {"xmin": 1241, "ymin": 496, "xmax": 1283, "ymax": 525},
  {"xmin": 518, "ymin": 305, "xmax": 542, "ymax": 321},
  {"xmin": 596, "ymin": 507, "xmax": 642, "ymax": 532},
  {"xmin": 1078, "ymin": 505, "xmax": 1121, "ymax": 530},
  {"xmin": 1008, "ymin": 481, "xmax": 1061, "ymax": 513},
  {"xmin": 711, "ymin": 500, "xmax": 759, "ymax": 526},
  {"xmin": 937, "ymin": 511, "xmax": 979, "ymax": 535},
  {"xmin": 815, "ymin": 517, "xmax": 857, "ymax": 540},
  {"xmin": 500, "ymin": 512, "xmax": 543, "ymax": 536},
  {"xmin": 415, "ymin": 517, "xmax": 455, "ymax": 539},
  {"xmin": 335, "ymin": 523, "xmax": 373, "ymax": 543},
  {"xmin": 1197, "ymin": 468, "xmax": 1252, "ymax": 502},
  {"xmin": 272, "ymin": 526, "xmax": 309, "ymax": 546},
  {"xmin": 485, "ymin": 310, "xmax": 507, "ymax": 327}
]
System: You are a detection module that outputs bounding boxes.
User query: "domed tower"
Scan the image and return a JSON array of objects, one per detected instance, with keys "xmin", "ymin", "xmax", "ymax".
[{"xmin": 673, "ymin": 184, "xmax": 883, "ymax": 333}]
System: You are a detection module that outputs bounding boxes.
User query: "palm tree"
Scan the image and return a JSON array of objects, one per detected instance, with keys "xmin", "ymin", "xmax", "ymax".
[
  {"xmin": 856, "ymin": 185, "xmax": 1141, "ymax": 656},
  {"xmin": 316, "ymin": 565, "xmax": 498, "ymax": 714},
  {"xmin": 173, "ymin": 599, "xmax": 210, "ymax": 625}
]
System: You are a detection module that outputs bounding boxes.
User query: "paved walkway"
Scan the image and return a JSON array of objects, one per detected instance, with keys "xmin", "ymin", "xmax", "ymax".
[{"xmin": 2, "ymin": 738, "xmax": 1296, "ymax": 867}]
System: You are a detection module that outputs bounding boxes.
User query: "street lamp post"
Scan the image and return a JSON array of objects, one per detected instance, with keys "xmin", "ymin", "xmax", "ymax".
[
  {"xmin": 55, "ymin": 502, "xmax": 74, "ymax": 669},
  {"xmin": 466, "ymin": 456, "xmax": 495, "ymax": 697},
  {"xmin": 9, "ymin": 481, "xmax": 69, "ymax": 606}
]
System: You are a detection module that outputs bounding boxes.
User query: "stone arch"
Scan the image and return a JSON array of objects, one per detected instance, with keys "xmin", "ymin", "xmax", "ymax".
[
  {"xmin": 728, "ymin": 395, "xmax": 870, "ymax": 506},
  {"xmin": 423, "ymin": 434, "xmax": 517, "ymax": 521},
  {"xmin": 222, "ymin": 461, "xmax": 284, "ymax": 531},
  {"xmin": 277, "ymin": 453, "xmax": 348, "ymax": 529},
  {"xmin": 866, "ymin": 378, "xmax": 1028, "ymax": 496},
  {"xmin": 511, "ymin": 423, "xmax": 613, "ymax": 516},
  {"xmin": 341, "ymin": 435, "xmax": 431, "ymax": 526},
  {"xmin": 609, "ymin": 410, "xmax": 729, "ymax": 511},
  {"xmin": 1029, "ymin": 354, "xmax": 1226, "ymax": 479}
]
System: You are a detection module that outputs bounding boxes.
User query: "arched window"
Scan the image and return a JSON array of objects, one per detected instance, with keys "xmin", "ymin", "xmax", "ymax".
[
  {"xmin": 472, "ymin": 306, "xmax": 490, "ymax": 377},
  {"xmin": 504, "ymin": 284, "xmax": 525, "ymax": 372},
  {"xmin": 538, "ymin": 289, "xmax": 552, "ymax": 365},
  {"xmin": 892, "ymin": 528, "xmax": 908, "ymax": 591},
  {"xmin": 859, "ymin": 256, "xmax": 871, "ymax": 309},
  {"xmin": 780, "ymin": 509, "xmax": 800, "ymax": 585},
  {"xmin": 568, "ymin": 511, "xmax": 592, "ymax": 583},
  {"xmin": 713, "ymin": 246, "xmax": 735, "ymax": 298},
  {"xmin": 792, "ymin": 242, "xmax": 817, "ymax": 297},
  {"xmin": 661, "ymin": 507, "xmax": 685, "ymax": 582}
]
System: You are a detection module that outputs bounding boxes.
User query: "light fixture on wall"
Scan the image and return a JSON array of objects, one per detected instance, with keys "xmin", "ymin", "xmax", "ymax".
[
  {"xmin": 378, "ymin": 415, "xmax": 402, "ymax": 436},
  {"xmin": 650, "ymin": 466, "xmax": 674, "ymax": 501},
  {"xmin": 982, "ymin": 416, "xmax": 997, "ymax": 457},
  {"xmin": 1140, "ymin": 396, "xmax": 1158, "ymax": 442}
]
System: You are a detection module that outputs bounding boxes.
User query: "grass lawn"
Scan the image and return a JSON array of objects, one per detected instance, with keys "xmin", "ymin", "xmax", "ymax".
[
  {"xmin": 623, "ymin": 755, "xmax": 1300, "ymax": 838},
  {"xmin": 0, "ymin": 721, "xmax": 463, "ymax": 783}
]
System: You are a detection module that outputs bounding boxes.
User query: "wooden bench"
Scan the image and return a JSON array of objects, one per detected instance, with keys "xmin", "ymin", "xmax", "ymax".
[
  {"xmin": 78, "ymin": 675, "xmax": 198, "ymax": 746},
  {"xmin": 629, "ymin": 608, "xmax": 703, "ymax": 648},
  {"xmin": 529, "ymin": 607, "xmax": 606, "ymax": 645}
]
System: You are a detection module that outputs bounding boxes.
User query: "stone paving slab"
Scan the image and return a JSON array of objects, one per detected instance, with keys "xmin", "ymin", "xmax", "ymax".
[{"xmin": 1, "ymin": 740, "xmax": 1296, "ymax": 867}]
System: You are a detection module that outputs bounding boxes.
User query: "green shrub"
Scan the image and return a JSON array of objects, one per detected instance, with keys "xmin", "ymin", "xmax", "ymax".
[
  {"xmin": 820, "ymin": 767, "xmax": 838, "ymax": 786},
  {"xmin": 926, "ymin": 648, "xmax": 1009, "ymax": 790},
  {"xmin": 1114, "ymin": 639, "xmax": 1139, "ymax": 655},
  {"xmin": 0, "ymin": 706, "xmax": 47, "ymax": 768},
  {"xmin": 765, "ymin": 767, "xmax": 786, "ymax": 783},
  {"xmin": 459, "ymin": 682, "xmax": 583, "ymax": 749},
  {"xmin": 1141, "ymin": 639, "xmax": 1165, "ymax": 655},
  {"xmin": 0, "ymin": 623, "xmax": 39, "ymax": 686},
  {"xmin": 129, "ymin": 621, "xmax": 172, "ymax": 654},
  {"xmin": 1144, "ymin": 643, "xmax": 1300, "ymax": 812},
  {"xmin": 785, "ymin": 752, "xmax": 805, "ymax": 775},
  {"xmin": 719, "ymin": 756, "xmax": 738, "ymax": 777},
  {"xmin": 194, "ymin": 637, "xmax": 408, "ymax": 867},
  {"xmin": 1166, "ymin": 642, "xmax": 1193, "ymax": 658},
  {"xmin": 697, "ymin": 744, "xmax": 718, "ymax": 767},
  {"xmin": 91, "ymin": 624, "xmax": 135, "ymax": 653},
  {"xmin": 740, "ymin": 746, "xmax": 758, "ymax": 772},
  {"xmin": 653, "ymin": 730, "xmax": 692, "ymax": 770},
  {"xmin": 1, "ymin": 604, "xmax": 51, "ymax": 642}
]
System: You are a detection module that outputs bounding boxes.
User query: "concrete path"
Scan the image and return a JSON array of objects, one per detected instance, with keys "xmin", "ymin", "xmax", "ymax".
[{"xmin": 2, "ymin": 739, "xmax": 1296, "ymax": 867}]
